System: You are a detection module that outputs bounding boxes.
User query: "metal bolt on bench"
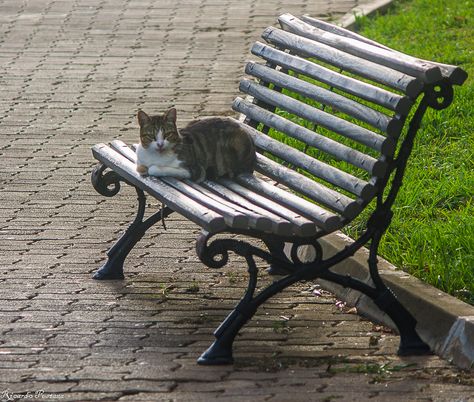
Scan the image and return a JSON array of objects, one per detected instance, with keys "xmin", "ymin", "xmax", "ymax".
[{"xmin": 90, "ymin": 14, "xmax": 467, "ymax": 365}]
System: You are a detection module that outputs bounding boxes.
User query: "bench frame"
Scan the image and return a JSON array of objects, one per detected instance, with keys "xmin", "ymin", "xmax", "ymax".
[{"xmin": 91, "ymin": 15, "xmax": 465, "ymax": 365}]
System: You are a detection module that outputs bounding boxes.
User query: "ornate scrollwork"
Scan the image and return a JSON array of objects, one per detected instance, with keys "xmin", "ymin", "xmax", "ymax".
[
  {"xmin": 91, "ymin": 163, "xmax": 122, "ymax": 197},
  {"xmin": 289, "ymin": 238, "xmax": 323, "ymax": 266},
  {"xmin": 425, "ymin": 79, "xmax": 454, "ymax": 110},
  {"xmin": 196, "ymin": 231, "xmax": 272, "ymax": 269},
  {"xmin": 196, "ymin": 230, "xmax": 324, "ymax": 273},
  {"xmin": 196, "ymin": 232, "xmax": 231, "ymax": 269}
]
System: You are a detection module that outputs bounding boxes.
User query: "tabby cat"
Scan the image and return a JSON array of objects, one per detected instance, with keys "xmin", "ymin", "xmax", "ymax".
[{"xmin": 135, "ymin": 108, "xmax": 256, "ymax": 182}]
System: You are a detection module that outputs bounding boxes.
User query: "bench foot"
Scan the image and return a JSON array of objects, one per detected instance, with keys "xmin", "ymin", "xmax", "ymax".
[
  {"xmin": 394, "ymin": 313, "xmax": 431, "ymax": 356},
  {"xmin": 376, "ymin": 291, "xmax": 432, "ymax": 356},
  {"xmin": 398, "ymin": 341, "xmax": 432, "ymax": 356},
  {"xmin": 197, "ymin": 341, "xmax": 234, "ymax": 365},
  {"xmin": 367, "ymin": 234, "xmax": 432, "ymax": 356},
  {"xmin": 197, "ymin": 309, "xmax": 250, "ymax": 365},
  {"xmin": 93, "ymin": 261, "xmax": 125, "ymax": 280}
]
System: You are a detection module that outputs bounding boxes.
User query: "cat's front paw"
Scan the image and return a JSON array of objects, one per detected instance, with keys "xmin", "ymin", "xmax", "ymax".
[
  {"xmin": 147, "ymin": 165, "xmax": 162, "ymax": 177},
  {"xmin": 136, "ymin": 164, "xmax": 149, "ymax": 176}
]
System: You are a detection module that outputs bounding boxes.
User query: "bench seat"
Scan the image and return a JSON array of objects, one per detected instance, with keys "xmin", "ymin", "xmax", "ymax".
[{"xmin": 92, "ymin": 139, "xmax": 346, "ymax": 237}]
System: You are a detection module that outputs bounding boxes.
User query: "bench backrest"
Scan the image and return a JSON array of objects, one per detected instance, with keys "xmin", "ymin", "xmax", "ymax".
[{"xmin": 233, "ymin": 14, "xmax": 467, "ymax": 228}]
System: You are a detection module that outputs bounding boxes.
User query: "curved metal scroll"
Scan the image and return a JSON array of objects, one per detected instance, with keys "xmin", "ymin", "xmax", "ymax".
[
  {"xmin": 196, "ymin": 231, "xmax": 272, "ymax": 269},
  {"xmin": 425, "ymin": 79, "xmax": 454, "ymax": 111},
  {"xmin": 91, "ymin": 163, "xmax": 123, "ymax": 197},
  {"xmin": 196, "ymin": 230, "xmax": 323, "ymax": 272},
  {"xmin": 289, "ymin": 237, "xmax": 323, "ymax": 266}
]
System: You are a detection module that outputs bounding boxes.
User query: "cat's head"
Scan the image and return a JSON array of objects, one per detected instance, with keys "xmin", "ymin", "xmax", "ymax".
[{"xmin": 137, "ymin": 108, "xmax": 180, "ymax": 152}]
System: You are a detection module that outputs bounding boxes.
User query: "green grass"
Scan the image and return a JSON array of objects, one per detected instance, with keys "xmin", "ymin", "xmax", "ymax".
[
  {"xmin": 266, "ymin": 0, "xmax": 474, "ymax": 303},
  {"xmin": 353, "ymin": 0, "xmax": 474, "ymax": 304}
]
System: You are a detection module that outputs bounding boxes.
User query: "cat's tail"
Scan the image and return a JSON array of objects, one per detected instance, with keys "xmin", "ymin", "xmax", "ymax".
[
  {"xmin": 242, "ymin": 146, "xmax": 257, "ymax": 174},
  {"xmin": 238, "ymin": 126, "xmax": 257, "ymax": 175}
]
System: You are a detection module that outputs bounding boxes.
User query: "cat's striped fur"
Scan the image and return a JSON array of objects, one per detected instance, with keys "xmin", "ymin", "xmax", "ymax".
[{"xmin": 136, "ymin": 108, "xmax": 256, "ymax": 182}]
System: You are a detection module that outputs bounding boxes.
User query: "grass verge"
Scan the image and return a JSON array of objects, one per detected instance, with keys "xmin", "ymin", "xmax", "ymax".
[{"xmin": 350, "ymin": 0, "xmax": 473, "ymax": 304}]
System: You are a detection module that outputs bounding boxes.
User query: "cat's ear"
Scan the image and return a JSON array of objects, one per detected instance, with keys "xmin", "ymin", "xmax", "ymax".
[
  {"xmin": 165, "ymin": 107, "xmax": 177, "ymax": 124},
  {"xmin": 137, "ymin": 110, "xmax": 150, "ymax": 128}
]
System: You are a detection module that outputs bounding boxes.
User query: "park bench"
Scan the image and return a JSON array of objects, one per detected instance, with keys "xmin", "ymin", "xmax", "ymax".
[{"xmin": 90, "ymin": 14, "xmax": 467, "ymax": 365}]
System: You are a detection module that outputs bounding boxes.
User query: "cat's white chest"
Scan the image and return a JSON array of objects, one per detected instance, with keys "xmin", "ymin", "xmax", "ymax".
[
  {"xmin": 136, "ymin": 143, "xmax": 190, "ymax": 179},
  {"xmin": 136, "ymin": 143, "xmax": 182, "ymax": 168}
]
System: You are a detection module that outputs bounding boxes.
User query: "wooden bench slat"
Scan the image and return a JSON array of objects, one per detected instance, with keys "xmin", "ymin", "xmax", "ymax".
[
  {"xmin": 243, "ymin": 126, "xmax": 375, "ymax": 199},
  {"xmin": 106, "ymin": 139, "xmax": 364, "ymax": 233},
  {"xmin": 116, "ymin": 129, "xmax": 374, "ymax": 202},
  {"xmin": 255, "ymin": 154, "xmax": 362, "ymax": 219},
  {"xmin": 245, "ymin": 62, "xmax": 402, "ymax": 136},
  {"xmin": 251, "ymin": 42, "xmax": 413, "ymax": 115},
  {"xmin": 160, "ymin": 178, "xmax": 250, "ymax": 229},
  {"xmin": 233, "ymin": 98, "xmax": 387, "ymax": 177},
  {"xmin": 235, "ymin": 174, "xmax": 343, "ymax": 233},
  {"xmin": 217, "ymin": 179, "xmax": 321, "ymax": 236},
  {"xmin": 251, "ymin": 42, "xmax": 413, "ymax": 116},
  {"xmin": 111, "ymin": 140, "xmax": 140, "ymax": 160},
  {"xmin": 115, "ymin": 135, "xmax": 360, "ymax": 215},
  {"xmin": 278, "ymin": 14, "xmax": 442, "ymax": 84},
  {"xmin": 92, "ymin": 144, "xmax": 227, "ymax": 233},
  {"xmin": 183, "ymin": 180, "xmax": 274, "ymax": 232},
  {"xmin": 300, "ymin": 14, "xmax": 468, "ymax": 86},
  {"xmin": 200, "ymin": 180, "xmax": 294, "ymax": 236},
  {"xmin": 262, "ymin": 27, "xmax": 424, "ymax": 97},
  {"xmin": 239, "ymin": 80, "xmax": 395, "ymax": 155}
]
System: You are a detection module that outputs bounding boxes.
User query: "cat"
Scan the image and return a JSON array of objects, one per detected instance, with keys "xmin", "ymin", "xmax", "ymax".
[{"xmin": 135, "ymin": 108, "xmax": 256, "ymax": 182}]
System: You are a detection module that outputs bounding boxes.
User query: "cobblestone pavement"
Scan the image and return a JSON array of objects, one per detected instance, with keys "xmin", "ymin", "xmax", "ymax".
[{"xmin": 0, "ymin": 0, "xmax": 473, "ymax": 401}]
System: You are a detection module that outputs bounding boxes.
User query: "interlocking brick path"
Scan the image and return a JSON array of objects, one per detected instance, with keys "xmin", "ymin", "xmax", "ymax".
[{"xmin": 0, "ymin": 0, "xmax": 473, "ymax": 401}]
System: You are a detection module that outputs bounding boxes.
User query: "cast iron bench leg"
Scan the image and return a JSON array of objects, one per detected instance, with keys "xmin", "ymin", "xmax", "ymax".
[
  {"xmin": 196, "ymin": 234, "xmax": 304, "ymax": 365},
  {"xmin": 198, "ymin": 309, "xmax": 249, "ymax": 365},
  {"xmin": 93, "ymin": 187, "xmax": 174, "ymax": 280},
  {"xmin": 373, "ymin": 286, "xmax": 431, "ymax": 355},
  {"xmin": 196, "ymin": 236, "xmax": 262, "ymax": 364},
  {"xmin": 367, "ymin": 230, "xmax": 431, "ymax": 355}
]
